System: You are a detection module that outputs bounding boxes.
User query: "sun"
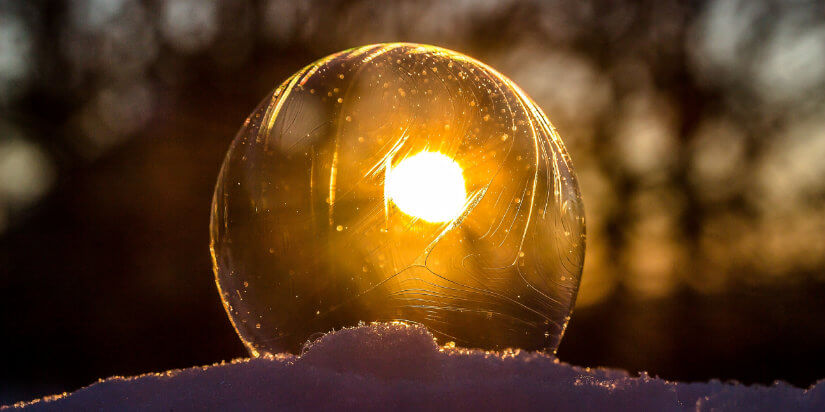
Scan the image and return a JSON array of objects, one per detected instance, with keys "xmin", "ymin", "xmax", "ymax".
[{"xmin": 385, "ymin": 151, "xmax": 467, "ymax": 223}]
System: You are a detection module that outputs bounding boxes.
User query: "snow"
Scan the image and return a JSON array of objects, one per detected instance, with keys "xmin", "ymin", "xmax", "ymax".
[{"xmin": 6, "ymin": 322, "xmax": 825, "ymax": 411}]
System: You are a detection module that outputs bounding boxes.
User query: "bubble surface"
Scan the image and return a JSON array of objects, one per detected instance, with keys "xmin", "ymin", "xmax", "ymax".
[{"xmin": 211, "ymin": 43, "xmax": 585, "ymax": 355}]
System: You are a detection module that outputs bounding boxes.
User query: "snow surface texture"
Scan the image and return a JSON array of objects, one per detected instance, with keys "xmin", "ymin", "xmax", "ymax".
[{"xmin": 6, "ymin": 322, "xmax": 825, "ymax": 411}]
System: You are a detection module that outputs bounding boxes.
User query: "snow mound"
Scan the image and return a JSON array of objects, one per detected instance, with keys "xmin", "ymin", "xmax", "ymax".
[{"xmin": 6, "ymin": 322, "xmax": 825, "ymax": 411}]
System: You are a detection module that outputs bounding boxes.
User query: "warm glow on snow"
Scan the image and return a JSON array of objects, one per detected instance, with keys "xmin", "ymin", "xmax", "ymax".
[{"xmin": 385, "ymin": 151, "xmax": 467, "ymax": 223}]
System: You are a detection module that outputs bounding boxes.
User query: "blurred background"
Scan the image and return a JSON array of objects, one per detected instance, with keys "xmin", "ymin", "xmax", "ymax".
[{"xmin": 2, "ymin": 0, "xmax": 825, "ymax": 404}]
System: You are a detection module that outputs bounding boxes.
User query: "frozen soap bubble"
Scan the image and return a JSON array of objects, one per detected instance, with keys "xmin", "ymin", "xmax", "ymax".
[{"xmin": 210, "ymin": 43, "xmax": 585, "ymax": 356}]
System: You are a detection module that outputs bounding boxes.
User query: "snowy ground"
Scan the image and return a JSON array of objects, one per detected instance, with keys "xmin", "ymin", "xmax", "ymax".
[{"xmin": 5, "ymin": 322, "xmax": 824, "ymax": 411}]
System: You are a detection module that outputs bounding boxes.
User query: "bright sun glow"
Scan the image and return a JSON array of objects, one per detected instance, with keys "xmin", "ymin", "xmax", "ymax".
[{"xmin": 385, "ymin": 151, "xmax": 467, "ymax": 223}]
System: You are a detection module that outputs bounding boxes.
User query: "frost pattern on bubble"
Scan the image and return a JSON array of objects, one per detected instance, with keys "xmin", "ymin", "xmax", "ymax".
[{"xmin": 210, "ymin": 43, "xmax": 585, "ymax": 355}]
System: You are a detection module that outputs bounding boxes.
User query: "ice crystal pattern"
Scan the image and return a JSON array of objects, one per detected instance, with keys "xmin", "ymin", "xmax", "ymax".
[{"xmin": 211, "ymin": 43, "xmax": 585, "ymax": 356}]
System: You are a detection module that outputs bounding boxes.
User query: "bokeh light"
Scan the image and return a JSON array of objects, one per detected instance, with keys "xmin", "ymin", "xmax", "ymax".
[{"xmin": 3, "ymin": 0, "xmax": 825, "ymax": 403}]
